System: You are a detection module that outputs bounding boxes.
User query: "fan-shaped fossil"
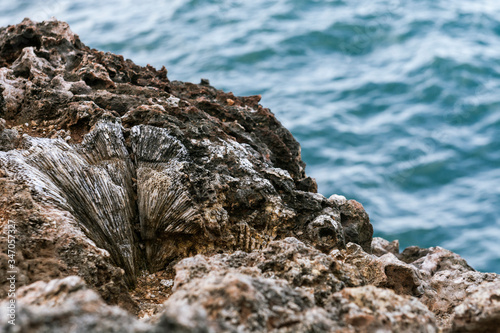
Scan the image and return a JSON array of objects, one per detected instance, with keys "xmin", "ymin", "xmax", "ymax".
[
  {"xmin": 132, "ymin": 125, "xmax": 198, "ymax": 272},
  {"xmin": 0, "ymin": 120, "xmax": 202, "ymax": 285},
  {"xmin": 2, "ymin": 121, "xmax": 138, "ymax": 285}
]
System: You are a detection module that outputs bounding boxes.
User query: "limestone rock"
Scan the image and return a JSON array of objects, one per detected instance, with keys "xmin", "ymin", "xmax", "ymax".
[
  {"xmin": 328, "ymin": 285, "xmax": 437, "ymax": 333},
  {"xmin": 0, "ymin": 276, "xmax": 150, "ymax": 333},
  {"xmin": 399, "ymin": 245, "xmax": 500, "ymax": 330},
  {"xmin": 0, "ymin": 17, "xmax": 498, "ymax": 333},
  {"xmin": 451, "ymin": 280, "xmax": 500, "ymax": 332},
  {"xmin": 156, "ymin": 239, "xmax": 438, "ymax": 332},
  {"xmin": 0, "ymin": 18, "xmax": 370, "ymax": 302},
  {"xmin": 371, "ymin": 236, "xmax": 399, "ymax": 257},
  {"xmin": 161, "ymin": 271, "xmax": 337, "ymax": 333},
  {"xmin": 172, "ymin": 238, "xmax": 350, "ymax": 307}
]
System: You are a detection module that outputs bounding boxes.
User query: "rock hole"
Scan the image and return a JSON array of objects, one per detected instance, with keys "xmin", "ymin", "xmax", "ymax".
[
  {"xmin": 319, "ymin": 227, "xmax": 335, "ymax": 238},
  {"xmin": 82, "ymin": 74, "xmax": 111, "ymax": 89}
]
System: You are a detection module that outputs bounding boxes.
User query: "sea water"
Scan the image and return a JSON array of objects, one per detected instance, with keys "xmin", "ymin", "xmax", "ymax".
[{"xmin": 1, "ymin": 0, "xmax": 499, "ymax": 273}]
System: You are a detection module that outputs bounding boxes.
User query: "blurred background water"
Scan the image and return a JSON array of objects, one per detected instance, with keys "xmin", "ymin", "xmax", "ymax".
[{"xmin": 1, "ymin": 0, "xmax": 499, "ymax": 273}]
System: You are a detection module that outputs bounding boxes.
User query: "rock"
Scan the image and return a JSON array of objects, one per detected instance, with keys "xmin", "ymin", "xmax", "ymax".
[
  {"xmin": 328, "ymin": 285, "xmax": 437, "ymax": 333},
  {"xmin": 172, "ymin": 238, "xmax": 350, "ymax": 307},
  {"xmin": 306, "ymin": 209, "xmax": 345, "ymax": 252},
  {"xmin": 161, "ymin": 271, "xmax": 336, "ymax": 333},
  {"xmin": 0, "ymin": 17, "xmax": 372, "ymax": 302},
  {"xmin": 399, "ymin": 245, "xmax": 500, "ymax": 330},
  {"xmin": 0, "ymin": 276, "xmax": 150, "ymax": 333},
  {"xmin": 0, "ymin": 18, "xmax": 498, "ymax": 333},
  {"xmin": 0, "ymin": 126, "xmax": 19, "ymax": 151},
  {"xmin": 0, "ymin": 168, "xmax": 139, "ymax": 312},
  {"xmin": 331, "ymin": 243, "xmax": 426, "ymax": 297},
  {"xmin": 451, "ymin": 280, "xmax": 500, "ymax": 332},
  {"xmin": 371, "ymin": 237, "xmax": 399, "ymax": 257},
  {"xmin": 337, "ymin": 200, "xmax": 373, "ymax": 252},
  {"xmin": 156, "ymin": 239, "xmax": 438, "ymax": 332},
  {"xmin": 328, "ymin": 194, "xmax": 347, "ymax": 207}
]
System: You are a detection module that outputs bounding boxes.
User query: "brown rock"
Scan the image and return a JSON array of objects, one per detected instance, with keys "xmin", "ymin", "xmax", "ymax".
[
  {"xmin": 0, "ymin": 276, "xmax": 150, "ymax": 332},
  {"xmin": 157, "ymin": 239, "xmax": 438, "ymax": 332},
  {"xmin": 0, "ymin": 18, "xmax": 372, "ymax": 316},
  {"xmin": 329, "ymin": 286, "xmax": 437, "ymax": 333},
  {"xmin": 337, "ymin": 199, "xmax": 373, "ymax": 252},
  {"xmin": 451, "ymin": 281, "xmax": 500, "ymax": 332},
  {"xmin": 0, "ymin": 17, "xmax": 498, "ymax": 333},
  {"xmin": 371, "ymin": 236, "xmax": 399, "ymax": 257}
]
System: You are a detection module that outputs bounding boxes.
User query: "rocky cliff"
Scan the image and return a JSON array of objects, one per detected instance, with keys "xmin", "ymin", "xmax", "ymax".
[{"xmin": 0, "ymin": 19, "xmax": 498, "ymax": 333}]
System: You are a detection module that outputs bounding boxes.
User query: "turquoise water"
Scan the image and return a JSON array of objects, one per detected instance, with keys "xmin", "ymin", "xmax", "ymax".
[{"xmin": 1, "ymin": 0, "xmax": 499, "ymax": 273}]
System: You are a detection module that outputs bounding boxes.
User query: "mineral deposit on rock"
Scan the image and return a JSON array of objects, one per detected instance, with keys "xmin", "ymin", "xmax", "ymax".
[{"xmin": 0, "ymin": 18, "xmax": 498, "ymax": 333}]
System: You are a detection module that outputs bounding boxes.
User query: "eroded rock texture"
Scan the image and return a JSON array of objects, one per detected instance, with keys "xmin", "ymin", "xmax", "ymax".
[
  {"xmin": 160, "ymin": 238, "xmax": 439, "ymax": 333},
  {"xmin": 0, "ymin": 18, "xmax": 369, "ymax": 308},
  {"xmin": 0, "ymin": 276, "xmax": 151, "ymax": 333},
  {"xmin": 0, "ymin": 18, "xmax": 498, "ymax": 333}
]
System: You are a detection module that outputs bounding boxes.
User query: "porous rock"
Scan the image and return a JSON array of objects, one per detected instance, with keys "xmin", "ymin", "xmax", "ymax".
[
  {"xmin": 155, "ymin": 238, "xmax": 438, "ymax": 332},
  {"xmin": 0, "ymin": 276, "xmax": 150, "ymax": 333},
  {"xmin": 0, "ymin": 18, "xmax": 369, "ymax": 314},
  {"xmin": 0, "ymin": 18, "xmax": 498, "ymax": 333},
  {"xmin": 451, "ymin": 280, "xmax": 500, "ymax": 332},
  {"xmin": 399, "ymin": 245, "xmax": 500, "ymax": 330},
  {"xmin": 371, "ymin": 236, "xmax": 399, "ymax": 257}
]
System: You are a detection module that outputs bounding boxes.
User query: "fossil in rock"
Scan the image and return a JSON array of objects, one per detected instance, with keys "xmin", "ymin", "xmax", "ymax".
[
  {"xmin": 0, "ymin": 19, "xmax": 372, "ymax": 291},
  {"xmin": 0, "ymin": 120, "xmax": 207, "ymax": 284},
  {"xmin": 0, "ymin": 121, "xmax": 139, "ymax": 285},
  {"xmin": 132, "ymin": 125, "xmax": 199, "ymax": 272}
]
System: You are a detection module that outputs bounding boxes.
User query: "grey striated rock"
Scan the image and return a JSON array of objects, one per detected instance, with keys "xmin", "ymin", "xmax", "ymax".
[
  {"xmin": 0, "ymin": 157, "xmax": 138, "ymax": 312},
  {"xmin": 131, "ymin": 124, "xmax": 198, "ymax": 272},
  {"xmin": 0, "ymin": 120, "xmax": 139, "ymax": 286}
]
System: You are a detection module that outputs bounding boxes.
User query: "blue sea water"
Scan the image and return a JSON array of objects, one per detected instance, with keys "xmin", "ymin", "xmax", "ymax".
[{"xmin": 1, "ymin": 0, "xmax": 499, "ymax": 273}]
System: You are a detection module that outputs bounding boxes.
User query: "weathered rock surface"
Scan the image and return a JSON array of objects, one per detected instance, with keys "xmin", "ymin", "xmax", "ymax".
[
  {"xmin": 451, "ymin": 280, "xmax": 500, "ymax": 332},
  {"xmin": 0, "ymin": 18, "xmax": 498, "ymax": 333},
  {"xmin": 157, "ymin": 238, "xmax": 439, "ymax": 333},
  {"xmin": 0, "ymin": 276, "xmax": 150, "ymax": 333},
  {"xmin": 0, "ymin": 18, "xmax": 368, "ymax": 304}
]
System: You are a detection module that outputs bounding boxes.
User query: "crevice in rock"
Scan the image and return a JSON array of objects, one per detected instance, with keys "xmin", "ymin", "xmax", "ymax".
[
  {"xmin": 82, "ymin": 73, "xmax": 111, "ymax": 90},
  {"xmin": 0, "ymin": 32, "xmax": 42, "ymax": 67},
  {"xmin": 68, "ymin": 118, "xmax": 91, "ymax": 143}
]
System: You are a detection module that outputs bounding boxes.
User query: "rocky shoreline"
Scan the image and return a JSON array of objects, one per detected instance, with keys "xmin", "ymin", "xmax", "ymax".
[{"xmin": 0, "ymin": 19, "xmax": 498, "ymax": 332}]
